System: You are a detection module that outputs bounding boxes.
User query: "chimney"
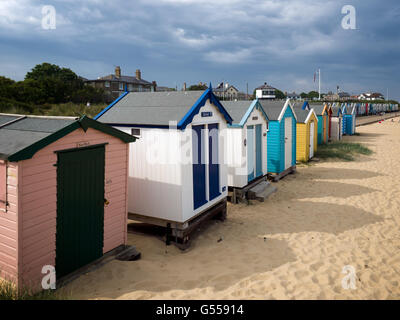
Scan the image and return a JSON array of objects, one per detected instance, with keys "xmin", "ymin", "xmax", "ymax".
[
  {"xmin": 183, "ymin": 82, "xmax": 187, "ymax": 91},
  {"xmin": 135, "ymin": 69, "xmax": 141, "ymax": 80},
  {"xmin": 115, "ymin": 66, "xmax": 121, "ymax": 78}
]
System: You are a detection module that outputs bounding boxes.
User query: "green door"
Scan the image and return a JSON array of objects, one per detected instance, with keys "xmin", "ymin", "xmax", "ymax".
[{"xmin": 56, "ymin": 145, "xmax": 105, "ymax": 279}]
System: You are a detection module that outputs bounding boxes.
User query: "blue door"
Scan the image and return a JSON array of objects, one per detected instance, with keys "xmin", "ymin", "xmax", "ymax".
[
  {"xmin": 208, "ymin": 123, "xmax": 220, "ymax": 201},
  {"xmin": 255, "ymin": 124, "xmax": 263, "ymax": 178},
  {"xmin": 247, "ymin": 125, "xmax": 254, "ymax": 182},
  {"xmin": 192, "ymin": 125, "xmax": 207, "ymax": 209},
  {"xmin": 342, "ymin": 115, "xmax": 347, "ymax": 134}
]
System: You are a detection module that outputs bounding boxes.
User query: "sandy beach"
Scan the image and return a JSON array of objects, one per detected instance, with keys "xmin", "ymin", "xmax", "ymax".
[{"xmin": 64, "ymin": 117, "xmax": 400, "ymax": 300}]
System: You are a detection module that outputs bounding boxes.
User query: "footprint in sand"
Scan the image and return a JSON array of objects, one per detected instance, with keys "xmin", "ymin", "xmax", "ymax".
[{"xmin": 310, "ymin": 262, "xmax": 324, "ymax": 272}]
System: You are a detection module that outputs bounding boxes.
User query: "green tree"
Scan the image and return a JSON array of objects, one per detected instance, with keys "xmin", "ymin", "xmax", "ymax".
[
  {"xmin": 25, "ymin": 62, "xmax": 83, "ymax": 103},
  {"xmin": 300, "ymin": 92, "xmax": 308, "ymax": 99},
  {"xmin": 187, "ymin": 84, "xmax": 208, "ymax": 91},
  {"xmin": 275, "ymin": 89, "xmax": 285, "ymax": 99},
  {"xmin": 308, "ymin": 91, "xmax": 319, "ymax": 99},
  {"xmin": 0, "ymin": 76, "xmax": 16, "ymax": 99}
]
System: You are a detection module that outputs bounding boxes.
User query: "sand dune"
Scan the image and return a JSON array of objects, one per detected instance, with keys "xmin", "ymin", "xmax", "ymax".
[{"xmin": 64, "ymin": 117, "xmax": 400, "ymax": 300}]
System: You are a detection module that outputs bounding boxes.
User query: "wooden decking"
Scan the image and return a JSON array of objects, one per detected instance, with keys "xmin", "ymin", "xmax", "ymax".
[
  {"xmin": 128, "ymin": 199, "xmax": 227, "ymax": 250},
  {"xmin": 228, "ymin": 175, "xmax": 277, "ymax": 204},
  {"xmin": 267, "ymin": 165, "xmax": 296, "ymax": 182}
]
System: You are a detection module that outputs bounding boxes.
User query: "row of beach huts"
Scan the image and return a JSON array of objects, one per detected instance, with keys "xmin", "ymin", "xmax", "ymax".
[{"xmin": 0, "ymin": 86, "xmax": 398, "ymax": 291}]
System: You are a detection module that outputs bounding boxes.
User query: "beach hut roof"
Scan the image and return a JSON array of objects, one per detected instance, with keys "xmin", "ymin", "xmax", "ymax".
[
  {"xmin": 222, "ymin": 99, "xmax": 269, "ymax": 127},
  {"xmin": 343, "ymin": 105, "xmax": 355, "ymax": 115},
  {"xmin": 293, "ymin": 107, "xmax": 316, "ymax": 123},
  {"xmin": 331, "ymin": 106, "xmax": 342, "ymax": 116},
  {"xmin": 258, "ymin": 99, "xmax": 297, "ymax": 121},
  {"xmin": 0, "ymin": 114, "xmax": 136, "ymax": 162},
  {"xmin": 310, "ymin": 104, "xmax": 327, "ymax": 115},
  {"xmin": 95, "ymin": 88, "xmax": 233, "ymax": 130}
]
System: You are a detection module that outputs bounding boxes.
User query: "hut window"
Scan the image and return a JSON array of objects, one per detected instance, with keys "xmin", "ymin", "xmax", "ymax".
[
  {"xmin": 119, "ymin": 83, "xmax": 124, "ymax": 90},
  {"xmin": 105, "ymin": 81, "xmax": 110, "ymax": 88},
  {"xmin": 0, "ymin": 161, "xmax": 6, "ymax": 212},
  {"xmin": 131, "ymin": 128, "xmax": 141, "ymax": 137}
]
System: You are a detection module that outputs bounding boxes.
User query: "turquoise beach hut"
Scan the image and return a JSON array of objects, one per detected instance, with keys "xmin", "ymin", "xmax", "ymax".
[{"xmin": 259, "ymin": 99, "xmax": 297, "ymax": 180}]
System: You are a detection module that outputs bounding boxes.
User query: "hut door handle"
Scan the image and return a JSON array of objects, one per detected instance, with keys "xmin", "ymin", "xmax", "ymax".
[{"xmin": 104, "ymin": 198, "xmax": 110, "ymax": 206}]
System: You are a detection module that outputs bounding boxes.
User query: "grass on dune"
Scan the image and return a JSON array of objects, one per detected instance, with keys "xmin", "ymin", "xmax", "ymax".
[
  {"xmin": 1, "ymin": 102, "xmax": 107, "ymax": 118},
  {"xmin": 315, "ymin": 141, "xmax": 372, "ymax": 161},
  {"xmin": 0, "ymin": 278, "xmax": 62, "ymax": 300}
]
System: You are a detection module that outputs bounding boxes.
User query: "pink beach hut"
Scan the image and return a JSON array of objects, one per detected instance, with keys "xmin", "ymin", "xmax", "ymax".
[{"xmin": 0, "ymin": 114, "xmax": 136, "ymax": 291}]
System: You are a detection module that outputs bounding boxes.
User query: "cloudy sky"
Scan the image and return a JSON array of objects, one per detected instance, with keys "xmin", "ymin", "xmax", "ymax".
[{"xmin": 0, "ymin": 0, "xmax": 399, "ymax": 99}]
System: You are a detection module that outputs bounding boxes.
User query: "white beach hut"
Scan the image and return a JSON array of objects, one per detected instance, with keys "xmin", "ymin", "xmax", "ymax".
[
  {"xmin": 95, "ymin": 87, "xmax": 233, "ymax": 248},
  {"xmin": 223, "ymin": 99, "xmax": 269, "ymax": 188}
]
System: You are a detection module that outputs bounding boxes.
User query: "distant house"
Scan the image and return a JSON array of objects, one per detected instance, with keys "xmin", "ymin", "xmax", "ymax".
[
  {"xmin": 358, "ymin": 92, "xmax": 385, "ymax": 101},
  {"xmin": 286, "ymin": 92, "xmax": 301, "ymax": 100},
  {"xmin": 85, "ymin": 66, "xmax": 156, "ymax": 100},
  {"xmin": 156, "ymin": 86, "xmax": 176, "ymax": 92},
  {"xmin": 255, "ymin": 83, "xmax": 276, "ymax": 99},
  {"xmin": 338, "ymin": 92, "xmax": 350, "ymax": 101},
  {"xmin": 213, "ymin": 82, "xmax": 246, "ymax": 100}
]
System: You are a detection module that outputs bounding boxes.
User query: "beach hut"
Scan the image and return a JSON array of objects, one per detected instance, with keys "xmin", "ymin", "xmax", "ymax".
[
  {"xmin": 330, "ymin": 106, "xmax": 343, "ymax": 141},
  {"xmin": 304, "ymin": 103, "xmax": 329, "ymax": 144},
  {"xmin": 293, "ymin": 107, "xmax": 318, "ymax": 162},
  {"xmin": 343, "ymin": 104, "xmax": 356, "ymax": 135},
  {"xmin": 258, "ymin": 99, "xmax": 297, "ymax": 181},
  {"xmin": 95, "ymin": 87, "xmax": 233, "ymax": 248},
  {"xmin": 223, "ymin": 99, "xmax": 269, "ymax": 188},
  {"xmin": 0, "ymin": 114, "xmax": 136, "ymax": 291}
]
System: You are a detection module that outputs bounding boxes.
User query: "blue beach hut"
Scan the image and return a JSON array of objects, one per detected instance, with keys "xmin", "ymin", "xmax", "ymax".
[{"xmin": 259, "ymin": 99, "xmax": 297, "ymax": 180}]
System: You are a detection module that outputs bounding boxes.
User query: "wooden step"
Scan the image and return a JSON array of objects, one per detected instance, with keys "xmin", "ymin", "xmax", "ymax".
[{"xmin": 248, "ymin": 181, "xmax": 277, "ymax": 202}]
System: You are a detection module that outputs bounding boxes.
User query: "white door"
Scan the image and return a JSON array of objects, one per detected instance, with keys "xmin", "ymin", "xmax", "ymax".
[
  {"xmin": 284, "ymin": 117, "xmax": 292, "ymax": 169},
  {"xmin": 309, "ymin": 121, "xmax": 314, "ymax": 159}
]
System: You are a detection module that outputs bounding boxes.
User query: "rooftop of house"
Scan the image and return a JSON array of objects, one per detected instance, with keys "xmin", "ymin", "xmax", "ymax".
[
  {"xmin": 85, "ymin": 66, "xmax": 153, "ymax": 86},
  {"xmin": 213, "ymin": 83, "xmax": 239, "ymax": 93},
  {"xmin": 256, "ymin": 83, "xmax": 276, "ymax": 90},
  {"xmin": 361, "ymin": 92, "xmax": 384, "ymax": 98},
  {"xmin": 0, "ymin": 114, "xmax": 135, "ymax": 161}
]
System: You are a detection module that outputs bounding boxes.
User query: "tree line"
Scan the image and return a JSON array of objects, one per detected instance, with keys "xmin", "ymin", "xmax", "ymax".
[{"xmin": 0, "ymin": 63, "xmax": 108, "ymax": 113}]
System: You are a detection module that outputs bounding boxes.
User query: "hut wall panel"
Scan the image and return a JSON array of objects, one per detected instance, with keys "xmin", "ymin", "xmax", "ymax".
[
  {"xmin": 311, "ymin": 116, "xmax": 318, "ymax": 153},
  {"xmin": 182, "ymin": 101, "xmax": 229, "ymax": 222},
  {"xmin": 0, "ymin": 161, "xmax": 18, "ymax": 282},
  {"xmin": 115, "ymin": 126, "xmax": 183, "ymax": 222},
  {"xmin": 267, "ymin": 121, "xmax": 281, "ymax": 174},
  {"xmin": 226, "ymin": 128, "xmax": 247, "ymax": 188},
  {"xmin": 19, "ymin": 128, "xmax": 129, "ymax": 288},
  {"xmin": 296, "ymin": 124, "xmax": 307, "ymax": 162}
]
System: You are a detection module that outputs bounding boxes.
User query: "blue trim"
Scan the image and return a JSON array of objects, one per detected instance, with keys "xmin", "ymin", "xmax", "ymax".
[
  {"xmin": 177, "ymin": 88, "xmax": 233, "ymax": 130},
  {"xmin": 227, "ymin": 99, "xmax": 269, "ymax": 128},
  {"xmin": 239, "ymin": 99, "xmax": 269, "ymax": 126},
  {"xmin": 302, "ymin": 101, "xmax": 309, "ymax": 110},
  {"xmin": 94, "ymin": 91, "xmax": 129, "ymax": 120}
]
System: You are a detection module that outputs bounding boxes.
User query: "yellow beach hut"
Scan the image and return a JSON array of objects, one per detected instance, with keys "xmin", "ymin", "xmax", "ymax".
[
  {"xmin": 304, "ymin": 103, "xmax": 329, "ymax": 145},
  {"xmin": 294, "ymin": 107, "xmax": 318, "ymax": 162}
]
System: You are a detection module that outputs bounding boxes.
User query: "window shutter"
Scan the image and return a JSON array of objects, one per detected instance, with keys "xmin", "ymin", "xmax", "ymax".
[{"xmin": 0, "ymin": 161, "xmax": 6, "ymax": 211}]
